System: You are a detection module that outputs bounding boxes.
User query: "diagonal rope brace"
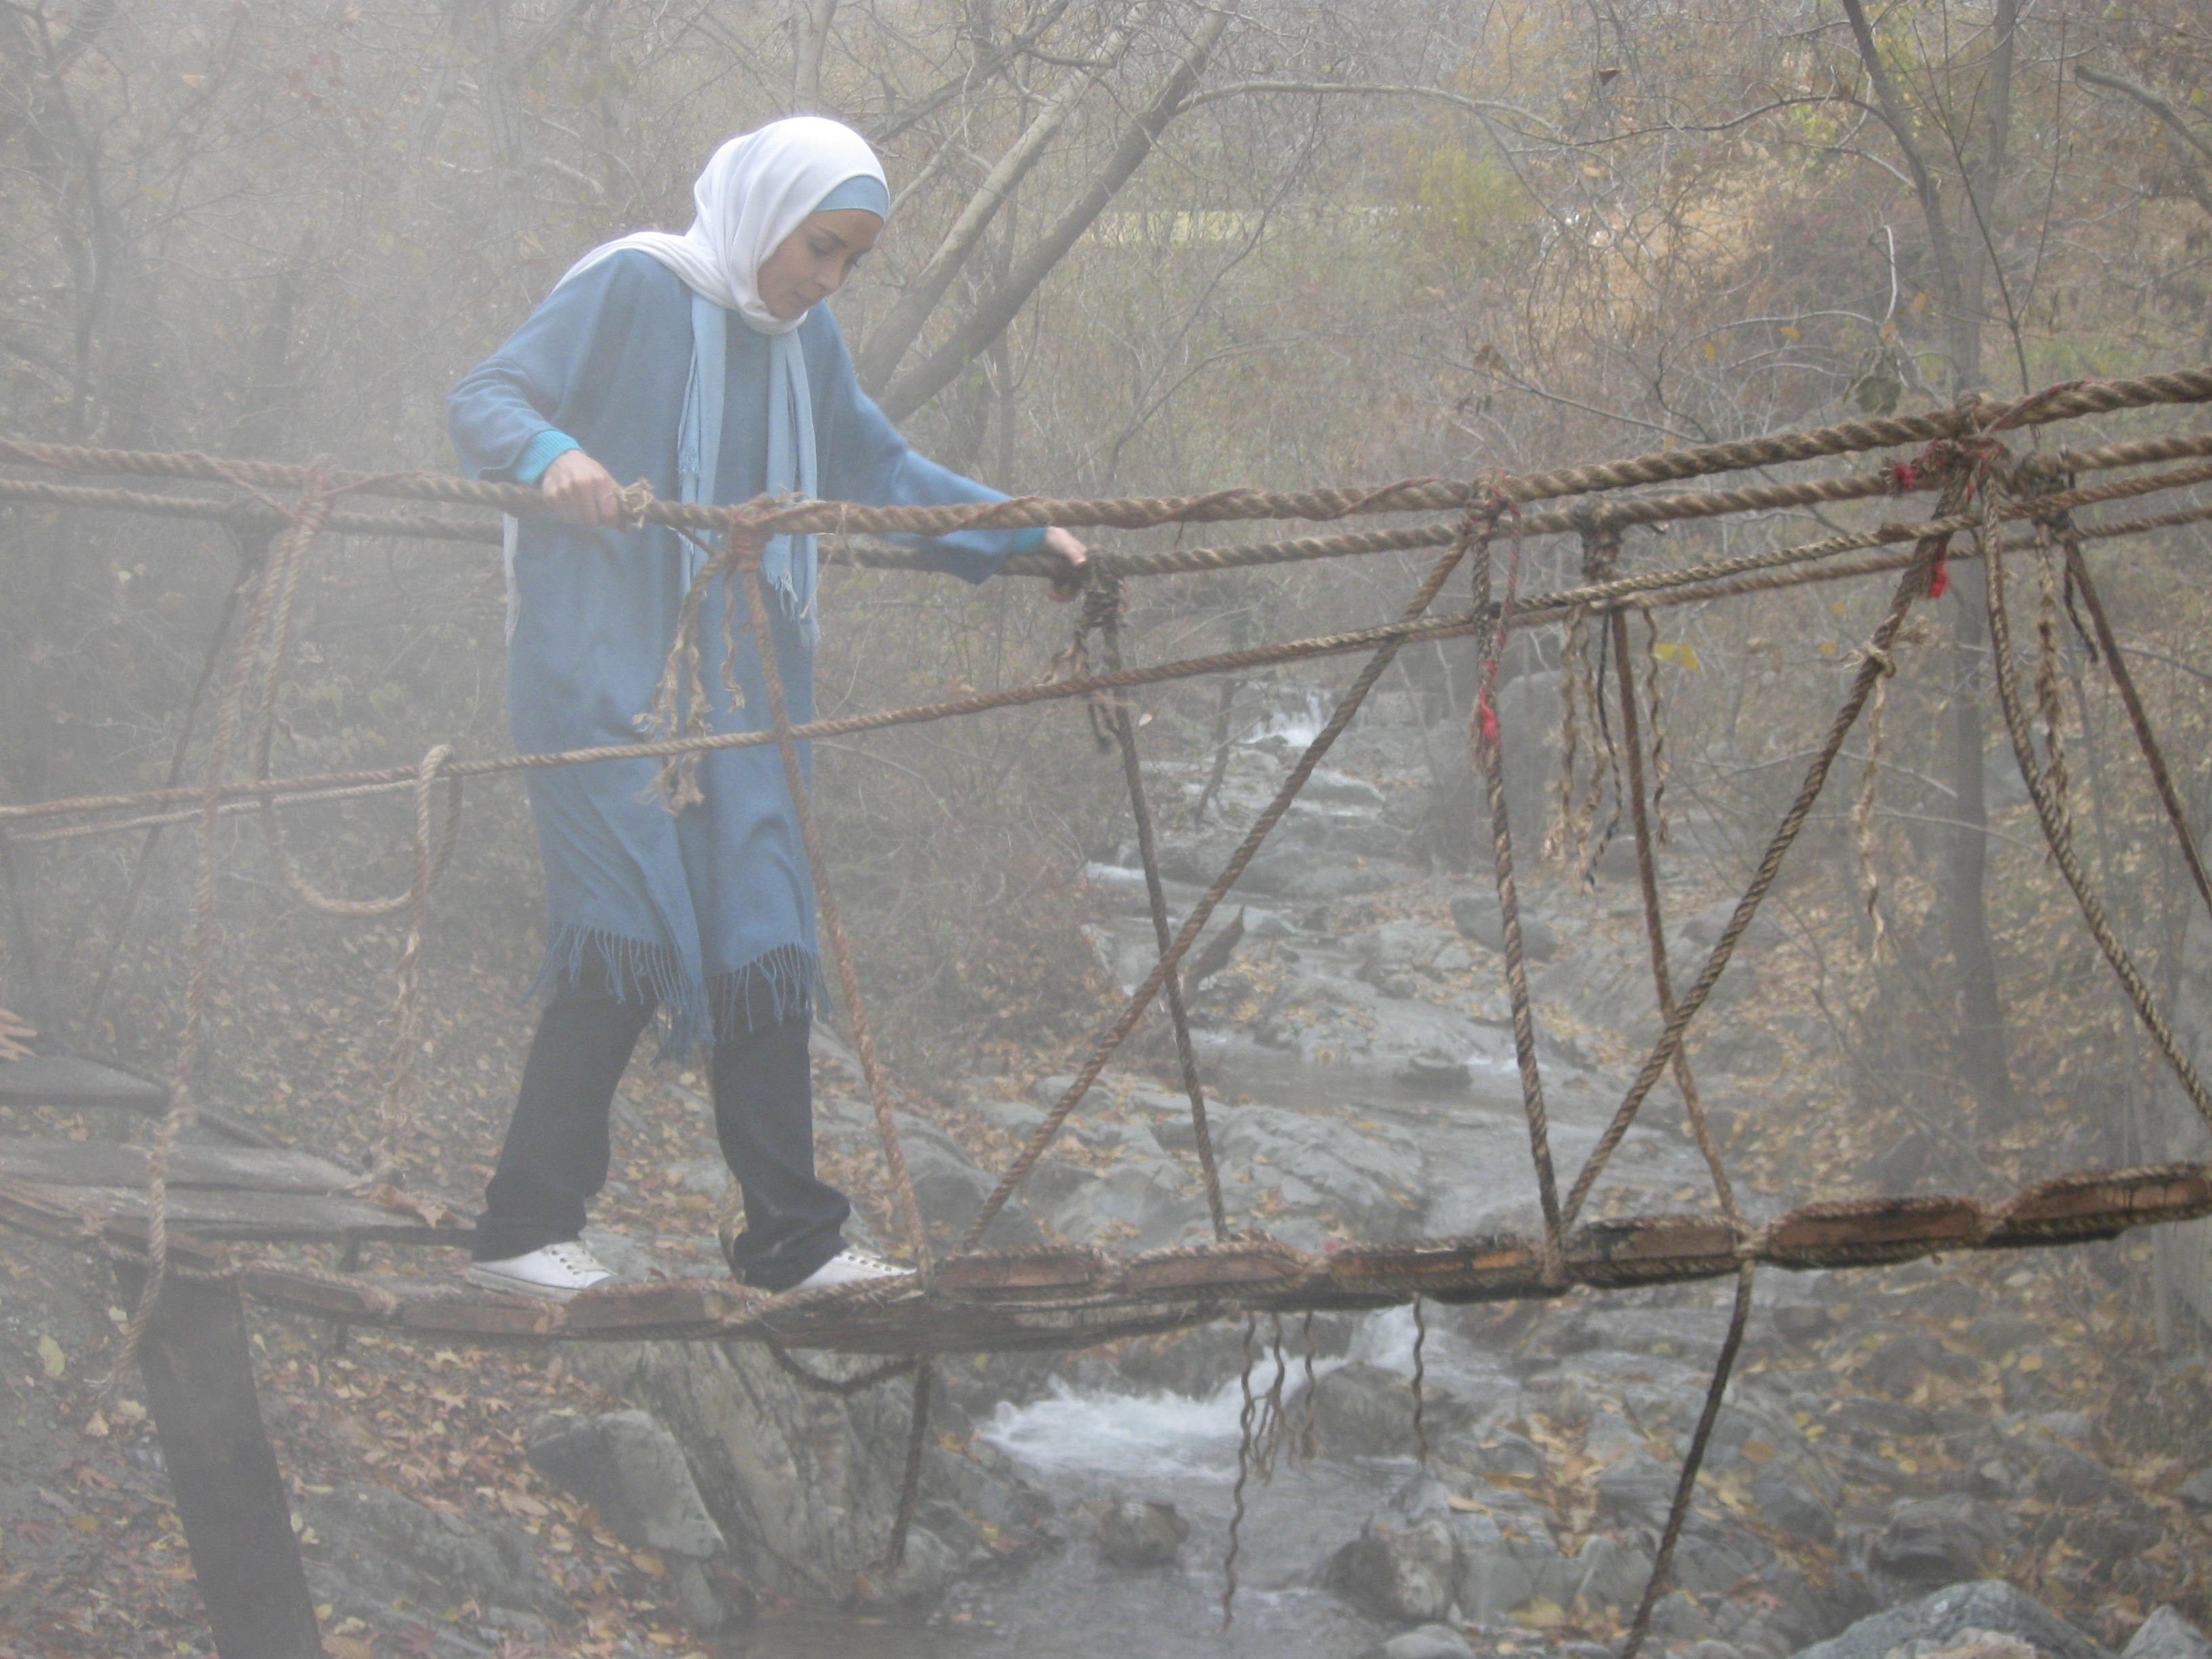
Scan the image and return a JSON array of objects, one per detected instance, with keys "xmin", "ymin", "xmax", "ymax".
[
  {"xmin": 958, "ymin": 537, "xmax": 1482, "ymax": 1253},
  {"xmin": 1980, "ymin": 490, "xmax": 2212, "ymax": 1135},
  {"xmin": 1611, "ymin": 609, "xmax": 1741, "ymax": 1230},
  {"xmin": 1557, "ymin": 475, "xmax": 1972, "ymax": 1233}
]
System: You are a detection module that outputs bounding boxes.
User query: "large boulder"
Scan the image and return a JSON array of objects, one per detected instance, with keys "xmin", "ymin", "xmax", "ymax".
[
  {"xmin": 1790, "ymin": 1580, "xmax": 2112, "ymax": 1659},
  {"xmin": 1868, "ymin": 1496, "xmax": 2009, "ymax": 1595},
  {"xmin": 1324, "ymin": 1517, "xmax": 1458, "ymax": 1622},
  {"xmin": 567, "ymin": 1340, "xmax": 1050, "ymax": 1610},
  {"xmin": 1301, "ymin": 1361, "xmax": 1472, "ymax": 1459},
  {"xmin": 1214, "ymin": 1105, "xmax": 1428, "ymax": 1242}
]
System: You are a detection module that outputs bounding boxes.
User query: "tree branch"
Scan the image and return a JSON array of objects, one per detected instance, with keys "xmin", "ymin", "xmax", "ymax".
[{"xmin": 874, "ymin": 5, "xmax": 1233, "ymax": 423}]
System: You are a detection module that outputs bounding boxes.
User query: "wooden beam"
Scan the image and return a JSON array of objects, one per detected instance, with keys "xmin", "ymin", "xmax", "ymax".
[
  {"xmin": 110, "ymin": 1256, "xmax": 322, "ymax": 1658},
  {"xmin": 0, "ymin": 1137, "xmax": 361, "ymax": 1193},
  {"xmin": 0, "ymin": 1056, "xmax": 281, "ymax": 1148}
]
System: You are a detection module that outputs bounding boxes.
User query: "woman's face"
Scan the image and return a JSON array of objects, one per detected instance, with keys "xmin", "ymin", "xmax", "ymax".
[{"xmin": 757, "ymin": 208, "xmax": 882, "ymax": 320}]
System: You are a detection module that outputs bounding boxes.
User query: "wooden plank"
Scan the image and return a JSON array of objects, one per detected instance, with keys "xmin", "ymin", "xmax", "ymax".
[
  {"xmin": 0, "ymin": 1054, "xmax": 166, "ymax": 1111},
  {"xmin": 1121, "ymin": 1240, "xmax": 1315, "ymax": 1294},
  {"xmin": 110, "ymin": 1257, "xmax": 323, "ymax": 1658},
  {"xmin": 0, "ymin": 1136, "xmax": 362, "ymax": 1194},
  {"xmin": 1987, "ymin": 1163, "xmax": 2212, "ymax": 1248},
  {"xmin": 1326, "ymin": 1233, "xmax": 1546, "ymax": 1303},
  {"xmin": 935, "ymin": 1246, "xmax": 1113, "ymax": 1302},
  {"xmin": 1762, "ymin": 1195, "xmax": 1988, "ymax": 1267},
  {"xmin": 1569, "ymin": 1214, "xmax": 1741, "ymax": 1285},
  {"xmin": 60, "ymin": 1185, "xmax": 470, "ymax": 1246},
  {"xmin": 562, "ymin": 1277, "xmax": 760, "ymax": 1334}
]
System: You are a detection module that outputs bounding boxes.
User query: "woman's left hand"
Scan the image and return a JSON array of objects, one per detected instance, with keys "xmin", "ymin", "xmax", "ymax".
[{"xmin": 1043, "ymin": 527, "xmax": 1089, "ymax": 602}]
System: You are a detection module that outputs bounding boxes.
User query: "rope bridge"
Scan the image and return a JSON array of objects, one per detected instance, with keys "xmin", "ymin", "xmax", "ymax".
[{"xmin": 6, "ymin": 368, "xmax": 2212, "ymax": 1637}]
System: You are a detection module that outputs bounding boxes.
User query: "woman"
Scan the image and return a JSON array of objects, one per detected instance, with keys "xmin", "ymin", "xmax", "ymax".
[{"xmin": 447, "ymin": 117, "xmax": 1086, "ymax": 1300}]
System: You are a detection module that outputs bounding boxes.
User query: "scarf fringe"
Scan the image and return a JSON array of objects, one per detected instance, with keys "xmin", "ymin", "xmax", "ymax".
[{"xmin": 529, "ymin": 924, "xmax": 819, "ymax": 1057}]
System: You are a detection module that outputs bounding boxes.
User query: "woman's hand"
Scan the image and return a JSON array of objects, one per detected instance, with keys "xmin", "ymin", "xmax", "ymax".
[
  {"xmin": 541, "ymin": 448, "xmax": 621, "ymax": 528},
  {"xmin": 1043, "ymin": 526, "xmax": 1090, "ymax": 602}
]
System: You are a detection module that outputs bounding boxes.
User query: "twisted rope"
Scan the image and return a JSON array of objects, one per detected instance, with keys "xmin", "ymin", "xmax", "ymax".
[
  {"xmin": 956, "ymin": 538, "xmax": 1478, "ymax": 1251},
  {"xmin": 1096, "ymin": 580, "xmax": 1231, "ymax": 1240},
  {"xmin": 728, "ymin": 529, "xmax": 933, "ymax": 1277}
]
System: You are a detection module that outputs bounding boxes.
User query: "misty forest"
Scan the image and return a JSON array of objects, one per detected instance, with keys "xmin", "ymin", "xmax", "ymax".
[{"xmin": 7, "ymin": 1, "xmax": 2212, "ymax": 1657}]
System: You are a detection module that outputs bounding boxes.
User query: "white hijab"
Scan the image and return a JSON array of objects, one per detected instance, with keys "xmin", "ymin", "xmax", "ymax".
[
  {"xmin": 558, "ymin": 115, "xmax": 886, "ymax": 333},
  {"xmin": 506, "ymin": 117, "xmax": 886, "ymax": 647}
]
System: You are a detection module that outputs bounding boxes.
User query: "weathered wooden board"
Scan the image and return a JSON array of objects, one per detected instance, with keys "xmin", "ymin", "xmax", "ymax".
[
  {"xmin": 56, "ymin": 1185, "xmax": 468, "ymax": 1246},
  {"xmin": 0, "ymin": 1136, "xmax": 361, "ymax": 1194},
  {"xmin": 0, "ymin": 1055, "xmax": 166, "ymax": 1111}
]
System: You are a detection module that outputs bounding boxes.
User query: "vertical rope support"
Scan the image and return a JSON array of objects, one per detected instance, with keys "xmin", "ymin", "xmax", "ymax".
[
  {"xmin": 961, "ymin": 539, "xmax": 1477, "ymax": 1252},
  {"xmin": 1297, "ymin": 1309, "xmax": 1321, "ymax": 1460},
  {"xmin": 886, "ymin": 1358, "xmax": 935, "ymax": 1572},
  {"xmin": 1468, "ymin": 503, "xmax": 1564, "ymax": 1271},
  {"xmin": 107, "ymin": 474, "xmax": 335, "ymax": 1398},
  {"xmin": 1641, "ymin": 609, "xmax": 1671, "ymax": 843},
  {"xmin": 1096, "ymin": 581, "xmax": 1230, "ymax": 1239},
  {"xmin": 1221, "ymin": 1315, "xmax": 1261, "ymax": 1631},
  {"xmin": 1570, "ymin": 523, "xmax": 1626, "ymax": 887},
  {"xmin": 2032, "ymin": 525, "xmax": 2071, "ymax": 826},
  {"xmin": 1852, "ymin": 646, "xmax": 1900, "ymax": 957},
  {"xmin": 733, "ymin": 531, "xmax": 932, "ymax": 1277},
  {"xmin": 1618, "ymin": 1263, "xmax": 1756, "ymax": 1659},
  {"xmin": 365, "ymin": 745, "xmax": 455, "ymax": 1184},
  {"xmin": 1610, "ymin": 612, "xmax": 1740, "ymax": 1225},
  {"xmin": 1410, "ymin": 1294, "xmax": 1431, "ymax": 1466}
]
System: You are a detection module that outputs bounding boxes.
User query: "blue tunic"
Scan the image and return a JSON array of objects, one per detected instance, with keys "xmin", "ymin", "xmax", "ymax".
[{"xmin": 449, "ymin": 251, "xmax": 1038, "ymax": 1050}]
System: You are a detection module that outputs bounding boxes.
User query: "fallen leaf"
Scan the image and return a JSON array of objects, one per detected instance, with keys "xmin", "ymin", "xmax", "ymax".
[{"xmin": 36, "ymin": 1336, "xmax": 64, "ymax": 1379}]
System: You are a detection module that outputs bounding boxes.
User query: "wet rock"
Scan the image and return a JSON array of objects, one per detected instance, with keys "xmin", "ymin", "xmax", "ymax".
[
  {"xmin": 1790, "ymin": 1580, "xmax": 2113, "ymax": 1659},
  {"xmin": 891, "ymin": 1111, "xmax": 1046, "ymax": 1249},
  {"xmin": 1772, "ymin": 1304, "xmax": 1836, "ymax": 1345},
  {"xmin": 1648, "ymin": 1590, "xmax": 1721, "ymax": 1643},
  {"xmin": 2123, "ymin": 1607, "xmax": 2212, "ymax": 1659},
  {"xmin": 1596, "ymin": 1452, "xmax": 1681, "ymax": 1534},
  {"xmin": 1460, "ymin": 1427, "xmax": 1545, "ymax": 1479},
  {"xmin": 1867, "ymin": 1497, "xmax": 2009, "ymax": 1594},
  {"xmin": 301, "ymin": 1483, "xmax": 569, "ymax": 1625},
  {"xmin": 1862, "ymin": 1332, "xmax": 1973, "ymax": 1398},
  {"xmin": 1751, "ymin": 1458, "xmax": 1838, "ymax": 1547},
  {"xmin": 1303, "ymin": 768, "xmax": 1389, "ymax": 808},
  {"xmin": 851, "ymin": 1523, "xmax": 960, "ymax": 1612},
  {"xmin": 1572, "ymin": 1532, "xmax": 1655, "ymax": 1619},
  {"xmin": 1964, "ymin": 1313, "xmax": 2045, "ymax": 1359},
  {"xmin": 526, "ymin": 1410, "xmax": 724, "ymax": 1559},
  {"xmin": 1448, "ymin": 1505, "xmax": 1582, "ymax": 1623},
  {"xmin": 1398, "ymin": 1049, "xmax": 1472, "ymax": 1092},
  {"xmin": 1304, "ymin": 1361, "xmax": 1471, "ymax": 1458},
  {"xmin": 1672, "ymin": 1520, "xmax": 1775, "ymax": 1596},
  {"xmin": 2030, "ymin": 1446, "xmax": 2132, "ymax": 1508},
  {"xmin": 1450, "ymin": 893, "xmax": 1559, "ymax": 961},
  {"xmin": 2177, "ymin": 1467, "xmax": 2212, "ymax": 1512},
  {"xmin": 1382, "ymin": 1624, "xmax": 1477, "ymax": 1659},
  {"xmin": 1040, "ymin": 1155, "xmax": 1206, "ymax": 1248},
  {"xmin": 1683, "ymin": 1643, "xmax": 1746, "ymax": 1659},
  {"xmin": 567, "ymin": 1340, "xmax": 1051, "ymax": 1608},
  {"xmin": 1215, "ymin": 1107, "xmax": 1428, "ymax": 1242},
  {"xmin": 1096, "ymin": 1499, "xmax": 1189, "ymax": 1568},
  {"xmin": 1325, "ymin": 1517, "xmax": 1458, "ymax": 1621}
]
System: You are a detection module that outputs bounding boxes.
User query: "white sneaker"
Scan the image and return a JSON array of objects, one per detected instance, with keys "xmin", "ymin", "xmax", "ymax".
[
  {"xmin": 465, "ymin": 1240, "xmax": 614, "ymax": 1300},
  {"xmin": 789, "ymin": 1246, "xmax": 914, "ymax": 1293}
]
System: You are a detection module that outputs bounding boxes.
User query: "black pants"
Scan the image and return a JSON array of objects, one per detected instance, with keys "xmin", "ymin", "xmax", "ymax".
[{"xmin": 473, "ymin": 977, "xmax": 851, "ymax": 1291}]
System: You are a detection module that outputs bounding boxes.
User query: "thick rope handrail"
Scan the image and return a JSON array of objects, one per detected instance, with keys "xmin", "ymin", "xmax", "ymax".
[
  {"xmin": 7, "ymin": 366, "xmax": 2212, "ymax": 544},
  {"xmin": 12, "ymin": 461, "xmax": 2212, "ymax": 841}
]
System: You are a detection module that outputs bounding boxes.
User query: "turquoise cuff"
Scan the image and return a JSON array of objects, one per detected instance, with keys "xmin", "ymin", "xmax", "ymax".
[
  {"xmin": 1007, "ymin": 525, "xmax": 1048, "ymax": 557},
  {"xmin": 514, "ymin": 429, "xmax": 581, "ymax": 487}
]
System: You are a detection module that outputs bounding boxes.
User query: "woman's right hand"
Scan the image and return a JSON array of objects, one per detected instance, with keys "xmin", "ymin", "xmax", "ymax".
[{"xmin": 541, "ymin": 448, "xmax": 621, "ymax": 527}]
